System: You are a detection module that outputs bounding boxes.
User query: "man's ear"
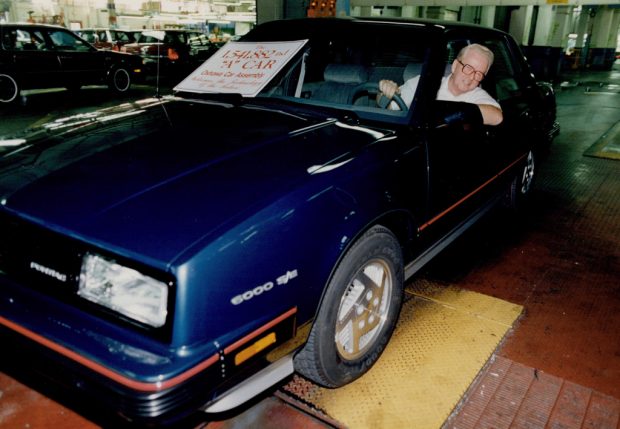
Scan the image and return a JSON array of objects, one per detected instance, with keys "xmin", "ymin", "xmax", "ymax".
[{"xmin": 451, "ymin": 59, "xmax": 458, "ymax": 74}]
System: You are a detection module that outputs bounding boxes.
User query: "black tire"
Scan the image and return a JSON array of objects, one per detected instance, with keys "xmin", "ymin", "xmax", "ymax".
[
  {"xmin": 294, "ymin": 225, "xmax": 404, "ymax": 387},
  {"xmin": 505, "ymin": 149, "xmax": 535, "ymax": 210},
  {"xmin": 0, "ymin": 73, "xmax": 20, "ymax": 103},
  {"xmin": 108, "ymin": 67, "xmax": 131, "ymax": 93}
]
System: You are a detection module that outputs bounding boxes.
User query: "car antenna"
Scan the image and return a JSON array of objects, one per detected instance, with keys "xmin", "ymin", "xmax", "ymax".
[{"xmin": 142, "ymin": 30, "xmax": 166, "ymax": 98}]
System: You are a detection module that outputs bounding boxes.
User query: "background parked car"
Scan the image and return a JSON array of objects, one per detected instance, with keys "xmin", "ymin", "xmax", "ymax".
[
  {"xmin": 75, "ymin": 28, "xmax": 139, "ymax": 51},
  {"xmin": 121, "ymin": 29, "xmax": 219, "ymax": 83},
  {"xmin": 0, "ymin": 23, "xmax": 143, "ymax": 103}
]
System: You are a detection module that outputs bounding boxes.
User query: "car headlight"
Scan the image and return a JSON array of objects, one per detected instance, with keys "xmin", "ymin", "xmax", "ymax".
[{"xmin": 79, "ymin": 253, "xmax": 169, "ymax": 328}]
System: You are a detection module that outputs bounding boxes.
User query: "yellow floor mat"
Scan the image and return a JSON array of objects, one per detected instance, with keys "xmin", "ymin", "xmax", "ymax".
[
  {"xmin": 282, "ymin": 279, "xmax": 523, "ymax": 429},
  {"xmin": 584, "ymin": 120, "xmax": 620, "ymax": 160}
]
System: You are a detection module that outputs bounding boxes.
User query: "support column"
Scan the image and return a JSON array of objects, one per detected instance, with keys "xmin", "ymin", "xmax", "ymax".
[
  {"xmin": 508, "ymin": 6, "xmax": 533, "ymax": 46},
  {"xmin": 588, "ymin": 6, "xmax": 618, "ymax": 70},
  {"xmin": 574, "ymin": 8, "xmax": 589, "ymax": 49},
  {"xmin": 256, "ymin": 0, "xmax": 284, "ymax": 24},
  {"xmin": 527, "ymin": 5, "xmax": 571, "ymax": 80},
  {"xmin": 425, "ymin": 7, "xmax": 446, "ymax": 20},
  {"xmin": 351, "ymin": 6, "xmax": 372, "ymax": 17},
  {"xmin": 480, "ymin": 6, "xmax": 496, "ymax": 29},
  {"xmin": 401, "ymin": 5, "xmax": 416, "ymax": 19},
  {"xmin": 458, "ymin": 6, "xmax": 495, "ymax": 28}
]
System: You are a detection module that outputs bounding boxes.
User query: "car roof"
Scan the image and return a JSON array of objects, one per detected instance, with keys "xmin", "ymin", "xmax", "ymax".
[
  {"xmin": 244, "ymin": 16, "xmax": 507, "ymax": 40},
  {"xmin": 159, "ymin": 29, "xmax": 202, "ymax": 33},
  {"xmin": 0, "ymin": 23, "xmax": 69, "ymax": 30}
]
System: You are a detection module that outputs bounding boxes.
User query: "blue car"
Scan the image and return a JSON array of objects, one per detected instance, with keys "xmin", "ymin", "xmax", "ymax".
[{"xmin": 0, "ymin": 17, "xmax": 558, "ymax": 425}]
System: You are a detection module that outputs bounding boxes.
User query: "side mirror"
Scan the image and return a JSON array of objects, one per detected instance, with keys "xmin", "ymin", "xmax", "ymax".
[{"xmin": 433, "ymin": 100, "xmax": 483, "ymax": 130}]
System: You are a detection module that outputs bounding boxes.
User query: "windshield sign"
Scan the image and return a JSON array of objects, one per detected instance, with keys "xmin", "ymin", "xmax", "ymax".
[{"xmin": 174, "ymin": 40, "xmax": 308, "ymax": 97}]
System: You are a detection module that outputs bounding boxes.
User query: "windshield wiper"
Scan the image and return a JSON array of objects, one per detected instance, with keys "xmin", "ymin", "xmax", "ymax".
[{"xmin": 174, "ymin": 91, "xmax": 244, "ymax": 107}]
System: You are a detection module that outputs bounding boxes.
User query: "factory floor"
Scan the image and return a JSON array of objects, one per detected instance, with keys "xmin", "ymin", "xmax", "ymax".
[{"xmin": 0, "ymin": 63, "xmax": 618, "ymax": 428}]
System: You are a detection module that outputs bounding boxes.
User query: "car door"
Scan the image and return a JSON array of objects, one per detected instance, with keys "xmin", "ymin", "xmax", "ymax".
[
  {"xmin": 421, "ymin": 36, "xmax": 525, "ymax": 234},
  {"xmin": 46, "ymin": 28, "xmax": 106, "ymax": 86},
  {"xmin": 423, "ymin": 103, "xmax": 496, "ymax": 232},
  {"xmin": 482, "ymin": 35, "xmax": 544, "ymax": 164},
  {"xmin": 420, "ymin": 56, "xmax": 497, "ymax": 232},
  {"xmin": 5, "ymin": 27, "xmax": 62, "ymax": 89}
]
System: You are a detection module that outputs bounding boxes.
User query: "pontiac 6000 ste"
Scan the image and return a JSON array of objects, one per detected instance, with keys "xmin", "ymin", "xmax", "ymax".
[{"xmin": 0, "ymin": 17, "xmax": 557, "ymax": 425}]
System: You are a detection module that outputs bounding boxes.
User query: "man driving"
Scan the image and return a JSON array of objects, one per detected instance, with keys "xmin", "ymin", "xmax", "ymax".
[{"xmin": 378, "ymin": 43, "xmax": 503, "ymax": 126}]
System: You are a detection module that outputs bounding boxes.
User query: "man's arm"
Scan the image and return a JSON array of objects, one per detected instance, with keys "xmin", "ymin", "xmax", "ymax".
[{"xmin": 478, "ymin": 104, "xmax": 503, "ymax": 126}]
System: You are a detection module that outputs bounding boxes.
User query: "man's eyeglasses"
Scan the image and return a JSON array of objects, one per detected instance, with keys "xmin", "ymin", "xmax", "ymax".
[{"xmin": 456, "ymin": 59, "xmax": 486, "ymax": 82}]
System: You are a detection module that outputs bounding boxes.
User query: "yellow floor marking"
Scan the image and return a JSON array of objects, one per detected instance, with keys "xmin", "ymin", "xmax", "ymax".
[
  {"xmin": 584, "ymin": 120, "xmax": 620, "ymax": 160},
  {"xmin": 299, "ymin": 279, "xmax": 523, "ymax": 429}
]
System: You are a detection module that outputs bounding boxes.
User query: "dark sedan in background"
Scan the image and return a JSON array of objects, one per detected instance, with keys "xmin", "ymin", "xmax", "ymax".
[
  {"xmin": 121, "ymin": 29, "xmax": 219, "ymax": 84},
  {"xmin": 75, "ymin": 27, "xmax": 140, "ymax": 51},
  {"xmin": 0, "ymin": 23, "xmax": 143, "ymax": 103},
  {"xmin": 0, "ymin": 17, "xmax": 558, "ymax": 426}
]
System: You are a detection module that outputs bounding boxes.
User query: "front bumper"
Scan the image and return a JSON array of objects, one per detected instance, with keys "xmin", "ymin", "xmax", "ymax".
[{"xmin": 0, "ymin": 305, "xmax": 298, "ymax": 425}]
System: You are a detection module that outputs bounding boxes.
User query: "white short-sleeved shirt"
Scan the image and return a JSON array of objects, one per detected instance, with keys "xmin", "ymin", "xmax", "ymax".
[{"xmin": 396, "ymin": 75, "xmax": 501, "ymax": 110}]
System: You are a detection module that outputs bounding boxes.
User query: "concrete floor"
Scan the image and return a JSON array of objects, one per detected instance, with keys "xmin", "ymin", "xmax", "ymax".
[{"xmin": 0, "ymin": 63, "xmax": 618, "ymax": 428}]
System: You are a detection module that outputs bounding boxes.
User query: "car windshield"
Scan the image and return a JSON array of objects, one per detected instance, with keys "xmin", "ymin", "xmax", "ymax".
[
  {"xmin": 176, "ymin": 21, "xmax": 432, "ymax": 120},
  {"xmin": 49, "ymin": 29, "xmax": 92, "ymax": 52}
]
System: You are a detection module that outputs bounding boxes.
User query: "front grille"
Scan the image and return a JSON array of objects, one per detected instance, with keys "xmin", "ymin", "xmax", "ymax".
[
  {"xmin": 0, "ymin": 210, "xmax": 175, "ymax": 341},
  {"xmin": 0, "ymin": 210, "xmax": 83, "ymax": 298}
]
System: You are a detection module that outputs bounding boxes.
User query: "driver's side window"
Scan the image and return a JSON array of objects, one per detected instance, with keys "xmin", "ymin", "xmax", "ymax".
[
  {"xmin": 482, "ymin": 39, "xmax": 520, "ymax": 103},
  {"xmin": 446, "ymin": 38, "xmax": 519, "ymax": 104}
]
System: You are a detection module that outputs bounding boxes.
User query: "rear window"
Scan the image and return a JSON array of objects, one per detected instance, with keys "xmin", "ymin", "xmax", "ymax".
[{"xmin": 1, "ymin": 28, "xmax": 47, "ymax": 51}]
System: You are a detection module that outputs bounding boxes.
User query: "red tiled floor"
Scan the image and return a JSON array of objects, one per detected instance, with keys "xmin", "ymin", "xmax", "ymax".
[
  {"xmin": 0, "ymin": 372, "xmax": 98, "ymax": 429},
  {"xmin": 441, "ymin": 66, "xmax": 620, "ymax": 428},
  {"xmin": 445, "ymin": 357, "xmax": 620, "ymax": 429}
]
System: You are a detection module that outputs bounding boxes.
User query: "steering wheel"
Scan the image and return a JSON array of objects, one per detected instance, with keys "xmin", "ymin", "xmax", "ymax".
[{"xmin": 349, "ymin": 82, "xmax": 408, "ymax": 111}]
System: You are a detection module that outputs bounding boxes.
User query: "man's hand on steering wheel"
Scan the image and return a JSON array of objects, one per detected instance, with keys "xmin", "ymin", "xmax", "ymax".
[{"xmin": 377, "ymin": 80, "xmax": 407, "ymax": 110}]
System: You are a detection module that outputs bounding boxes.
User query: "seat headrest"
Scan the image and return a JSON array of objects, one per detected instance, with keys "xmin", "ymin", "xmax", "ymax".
[
  {"xmin": 402, "ymin": 62, "xmax": 453, "ymax": 82},
  {"xmin": 324, "ymin": 64, "xmax": 368, "ymax": 84},
  {"xmin": 403, "ymin": 63, "xmax": 423, "ymax": 82}
]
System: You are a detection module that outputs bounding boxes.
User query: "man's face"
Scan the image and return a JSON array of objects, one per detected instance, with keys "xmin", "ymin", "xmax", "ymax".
[{"xmin": 450, "ymin": 50, "xmax": 490, "ymax": 95}]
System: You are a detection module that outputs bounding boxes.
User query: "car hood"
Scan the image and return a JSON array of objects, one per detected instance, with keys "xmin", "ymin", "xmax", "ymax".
[{"xmin": 0, "ymin": 97, "xmax": 378, "ymax": 266}]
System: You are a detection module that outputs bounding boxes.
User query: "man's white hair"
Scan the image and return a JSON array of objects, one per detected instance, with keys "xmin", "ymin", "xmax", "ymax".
[{"xmin": 458, "ymin": 44, "xmax": 494, "ymax": 70}]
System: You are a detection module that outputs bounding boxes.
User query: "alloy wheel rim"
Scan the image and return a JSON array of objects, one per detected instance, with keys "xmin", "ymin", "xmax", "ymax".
[
  {"xmin": 335, "ymin": 259, "xmax": 393, "ymax": 361},
  {"xmin": 521, "ymin": 151, "xmax": 535, "ymax": 195}
]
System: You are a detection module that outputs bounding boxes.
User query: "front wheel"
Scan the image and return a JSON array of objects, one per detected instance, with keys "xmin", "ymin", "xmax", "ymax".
[
  {"xmin": 294, "ymin": 225, "xmax": 404, "ymax": 387},
  {"xmin": 108, "ymin": 67, "xmax": 131, "ymax": 93},
  {"xmin": 0, "ymin": 74, "xmax": 20, "ymax": 103}
]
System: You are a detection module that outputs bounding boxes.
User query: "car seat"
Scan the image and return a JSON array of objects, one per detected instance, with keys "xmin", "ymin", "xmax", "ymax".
[{"xmin": 311, "ymin": 63, "xmax": 369, "ymax": 104}]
